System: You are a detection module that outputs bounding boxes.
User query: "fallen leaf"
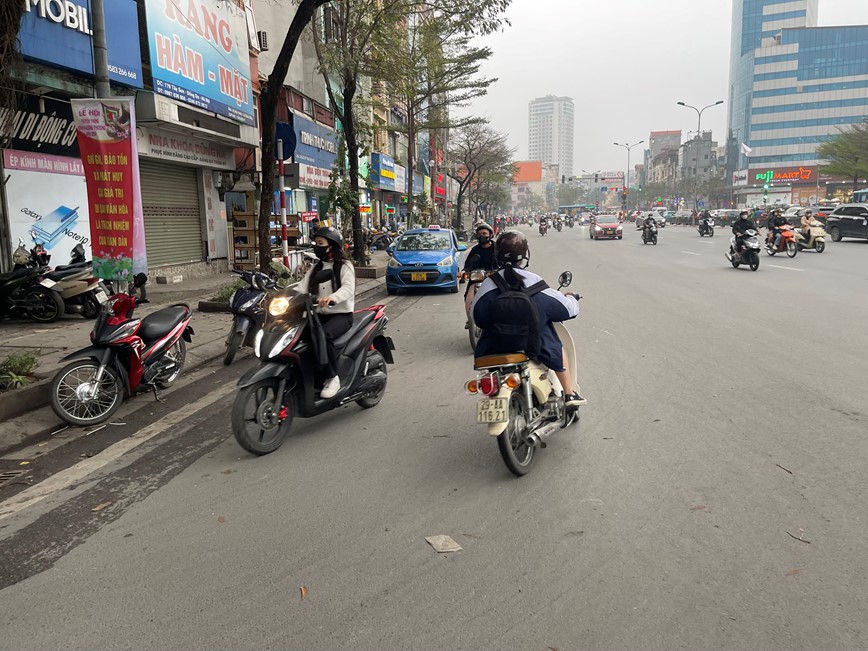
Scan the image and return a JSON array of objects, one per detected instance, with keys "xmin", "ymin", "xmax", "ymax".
[
  {"xmin": 217, "ymin": 516, "xmax": 225, "ymax": 524},
  {"xmin": 426, "ymin": 534, "xmax": 462, "ymax": 553},
  {"xmin": 690, "ymin": 505, "xmax": 706, "ymax": 511},
  {"xmin": 91, "ymin": 501, "xmax": 112, "ymax": 512},
  {"xmin": 785, "ymin": 568, "xmax": 800, "ymax": 576},
  {"xmin": 652, "ymin": 419, "xmax": 661, "ymax": 423},
  {"xmin": 300, "ymin": 585, "xmax": 309, "ymax": 600}
]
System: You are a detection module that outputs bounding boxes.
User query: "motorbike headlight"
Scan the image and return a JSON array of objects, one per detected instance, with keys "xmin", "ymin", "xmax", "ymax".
[
  {"xmin": 268, "ymin": 296, "xmax": 291, "ymax": 316},
  {"xmin": 388, "ymin": 257, "xmax": 402, "ymax": 268},
  {"xmin": 268, "ymin": 326, "xmax": 300, "ymax": 359},
  {"xmin": 437, "ymin": 256, "xmax": 454, "ymax": 267},
  {"xmin": 254, "ymin": 329, "xmax": 264, "ymax": 357}
]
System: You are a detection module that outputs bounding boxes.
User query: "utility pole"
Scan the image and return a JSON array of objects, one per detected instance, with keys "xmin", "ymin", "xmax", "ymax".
[{"xmin": 91, "ymin": 0, "xmax": 111, "ymax": 97}]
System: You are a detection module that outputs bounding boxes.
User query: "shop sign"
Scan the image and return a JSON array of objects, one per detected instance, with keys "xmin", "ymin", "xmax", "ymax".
[
  {"xmin": 370, "ymin": 153, "xmax": 396, "ymax": 191},
  {"xmin": 732, "ymin": 169, "xmax": 748, "ymax": 186},
  {"xmin": 752, "ymin": 166, "xmax": 816, "ymax": 185},
  {"xmin": 413, "ymin": 172, "xmax": 423, "ymax": 196},
  {"xmin": 359, "ymin": 204, "xmax": 372, "ymax": 214},
  {"xmin": 301, "ymin": 211, "xmax": 318, "ymax": 223},
  {"xmin": 394, "ymin": 164, "xmax": 407, "ymax": 194},
  {"xmin": 71, "ymin": 97, "xmax": 147, "ymax": 279},
  {"xmin": 385, "ymin": 205, "xmax": 396, "ymax": 215},
  {"xmin": 137, "ymin": 126, "xmax": 234, "ymax": 168},
  {"xmin": 285, "ymin": 163, "xmax": 331, "ymax": 189},
  {"xmin": 20, "ymin": 0, "xmax": 143, "ymax": 87},
  {"xmin": 292, "ymin": 113, "xmax": 338, "ymax": 169},
  {"xmin": 144, "ymin": 0, "xmax": 254, "ymax": 125},
  {"xmin": 0, "ymin": 95, "xmax": 81, "ymax": 158}
]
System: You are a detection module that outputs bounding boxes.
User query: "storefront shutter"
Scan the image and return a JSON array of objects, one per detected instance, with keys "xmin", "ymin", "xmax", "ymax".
[{"xmin": 139, "ymin": 159, "xmax": 204, "ymax": 267}]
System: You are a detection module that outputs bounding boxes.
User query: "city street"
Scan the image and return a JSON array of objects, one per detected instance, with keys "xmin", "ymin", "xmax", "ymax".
[{"xmin": 2, "ymin": 223, "xmax": 868, "ymax": 649}]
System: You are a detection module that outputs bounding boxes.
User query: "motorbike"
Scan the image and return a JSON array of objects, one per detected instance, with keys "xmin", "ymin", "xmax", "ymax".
[
  {"xmin": 794, "ymin": 221, "xmax": 826, "ymax": 253},
  {"xmin": 49, "ymin": 273, "xmax": 194, "ymax": 426},
  {"xmin": 223, "ymin": 269, "xmax": 277, "ymax": 366},
  {"xmin": 642, "ymin": 223, "xmax": 658, "ymax": 245},
  {"xmin": 765, "ymin": 224, "xmax": 798, "ymax": 257},
  {"xmin": 726, "ymin": 228, "xmax": 761, "ymax": 271},
  {"xmin": 462, "ymin": 265, "xmax": 495, "ymax": 353},
  {"xmin": 231, "ymin": 270, "xmax": 395, "ymax": 455},
  {"xmin": 466, "ymin": 271, "xmax": 579, "ymax": 476},
  {"xmin": 555, "ymin": 220, "xmax": 563, "ymax": 232},
  {"xmin": 538, "ymin": 222, "xmax": 548, "ymax": 236},
  {"xmin": 566, "ymin": 216, "xmax": 575, "ymax": 228},
  {"xmin": 1, "ymin": 244, "xmax": 66, "ymax": 323},
  {"xmin": 698, "ymin": 218, "xmax": 715, "ymax": 237}
]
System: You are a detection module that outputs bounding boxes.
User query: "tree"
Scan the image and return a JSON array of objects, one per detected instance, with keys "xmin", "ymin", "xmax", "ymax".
[
  {"xmin": 817, "ymin": 122, "xmax": 868, "ymax": 193},
  {"xmin": 0, "ymin": 3, "xmax": 24, "ymax": 111},
  {"xmin": 449, "ymin": 122, "xmax": 513, "ymax": 228},
  {"xmin": 258, "ymin": 0, "xmax": 333, "ymax": 272}
]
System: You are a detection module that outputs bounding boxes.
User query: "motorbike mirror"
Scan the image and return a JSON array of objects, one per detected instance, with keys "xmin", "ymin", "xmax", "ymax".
[
  {"xmin": 558, "ymin": 271, "xmax": 573, "ymax": 288},
  {"xmin": 133, "ymin": 272, "xmax": 148, "ymax": 288}
]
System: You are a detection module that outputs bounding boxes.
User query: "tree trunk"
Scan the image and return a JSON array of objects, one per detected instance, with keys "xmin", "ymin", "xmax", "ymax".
[
  {"xmin": 406, "ymin": 110, "xmax": 416, "ymax": 229},
  {"xmin": 257, "ymin": 0, "xmax": 330, "ymax": 272},
  {"xmin": 342, "ymin": 77, "xmax": 365, "ymax": 265}
]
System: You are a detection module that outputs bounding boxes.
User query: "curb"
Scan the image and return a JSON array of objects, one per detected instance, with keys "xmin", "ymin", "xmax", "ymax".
[{"xmin": 0, "ymin": 378, "xmax": 50, "ymax": 422}]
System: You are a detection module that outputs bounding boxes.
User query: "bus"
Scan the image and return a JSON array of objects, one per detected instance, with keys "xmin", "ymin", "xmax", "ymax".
[{"xmin": 853, "ymin": 188, "xmax": 868, "ymax": 203}]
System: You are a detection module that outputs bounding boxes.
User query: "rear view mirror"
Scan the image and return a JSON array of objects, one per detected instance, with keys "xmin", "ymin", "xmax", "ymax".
[{"xmin": 557, "ymin": 271, "xmax": 572, "ymax": 288}]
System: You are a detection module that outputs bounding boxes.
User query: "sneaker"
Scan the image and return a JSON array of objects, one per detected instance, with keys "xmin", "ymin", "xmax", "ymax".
[
  {"xmin": 320, "ymin": 376, "xmax": 340, "ymax": 399},
  {"xmin": 564, "ymin": 392, "xmax": 587, "ymax": 407}
]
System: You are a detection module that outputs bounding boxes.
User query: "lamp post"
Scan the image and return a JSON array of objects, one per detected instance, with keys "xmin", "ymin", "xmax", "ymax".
[
  {"xmin": 676, "ymin": 100, "xmax": 724, "ymax": 139},
  {"xmin": 613, "ymin": 141, "xmax": 644, "ymax": 210}
]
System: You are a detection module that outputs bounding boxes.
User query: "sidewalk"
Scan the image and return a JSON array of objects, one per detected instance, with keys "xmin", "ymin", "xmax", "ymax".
[{"xmin": 0, "ymin": 255, "xmax": 387, "ymax": 455}]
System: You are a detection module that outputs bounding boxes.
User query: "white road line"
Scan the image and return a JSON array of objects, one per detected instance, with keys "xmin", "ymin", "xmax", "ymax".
[
  {"xmin": 768, "ymin": 264, "xmax": 804, "ymax": 272},
  {"xmin": 680, "ymin": 251, "xmax": 701, "ymax": 256},
  {"xmin": 0, "ymin": 382, "xmax": 237, "ymax": 521}
]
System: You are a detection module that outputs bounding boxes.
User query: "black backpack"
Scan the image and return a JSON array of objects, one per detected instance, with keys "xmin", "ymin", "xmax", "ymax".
[{"xmin": 486, "ymin": 271, "xmax": 548, "ymax": 359}]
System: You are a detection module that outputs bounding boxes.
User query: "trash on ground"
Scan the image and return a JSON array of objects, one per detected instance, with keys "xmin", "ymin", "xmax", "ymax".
[
  {"xmin": 426, "ymin": 534, "xmax": 462, "ymax": 553},
  {"xmin": 91, "ymin": 501, "xmax": 112, "ymax": 512}
]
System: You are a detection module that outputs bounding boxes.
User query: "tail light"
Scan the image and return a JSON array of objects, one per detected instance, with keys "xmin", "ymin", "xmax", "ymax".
[
  {"xmin": 479, "ymin": 373, "xmax": 500, "ymax": 397},
  {"xmin": 465, "ymin": 379, "xmax": 478, "ymax": 394}
]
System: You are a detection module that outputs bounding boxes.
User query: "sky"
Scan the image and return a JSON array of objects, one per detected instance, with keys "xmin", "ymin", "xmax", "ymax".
[{"xmin": 463, "ymin": 0, "xmax": 868, "ymax": 173}]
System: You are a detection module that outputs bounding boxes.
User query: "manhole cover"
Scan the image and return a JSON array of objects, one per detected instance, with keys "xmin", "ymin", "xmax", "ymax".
[{"xmin": 0, "ymin": 470, "xmax": 29, "ymax": 487}]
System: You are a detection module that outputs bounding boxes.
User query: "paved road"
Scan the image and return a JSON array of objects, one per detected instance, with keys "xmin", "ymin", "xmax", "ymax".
[{"xmin": 1, "ymin": 224, "xmax": 867, "ymax": 650}]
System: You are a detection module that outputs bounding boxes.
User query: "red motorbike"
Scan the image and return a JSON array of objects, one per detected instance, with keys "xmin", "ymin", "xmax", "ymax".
[
  {"xmin": 765, "ymin": 224, "xmax": 798, "ymax": 258},
  {"xmin": 50, "ymin": 274, "xmax": 194, "ymax": 426}
]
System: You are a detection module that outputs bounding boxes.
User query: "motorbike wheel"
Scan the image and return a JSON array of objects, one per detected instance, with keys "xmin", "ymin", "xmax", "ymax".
[
  {"xmin": 749, "ymin": 252, "xmax": 760, "ymax": 272},
  {"xmin": 652, "ymin": 235, "xmax": 658, "ymax": 245},
  {"xmin": 223, "ymin": 330, "xmax": 243, "ymax": 366},
  {"xmin": 81, "ymin": 292, "xmax": 100, "ymax": 319},
  {"xmin": 356, "ymin": 352, "xmax": 387, "ymax": 409},
  {"xmin": 496, "ymin": 391, "xmax": 535, "ymax": 477},
  {"xmin": 815, "ymin": 240, "xmax": 826, "ymax": 253},
  {"xmin": 232, "ymin": 378, "xmax": 292, "ymax": 455},
  {"xmin": 731, "ymin": 260, "xmax": 740, "ymax": 268},
  {"xmin": 766, "ymin": 245, "xmax": 775, "ymax": 256},
  {"xmin": 25, "ymin": 287, "xmax": 64, "ymax": 323},
  {"xmin": 709, "ymin": 228, "xmax": 714, "ymax": 238},
  {"xmin": 155, "ymin": 339, "xmax": 186, "ymax": 389},
  {"xmin": 50, "ymin": 360, "xmax": 124, "ymax": 426},
  {"xmin": 786, "ymin": 241, "xmax": 798, "ymax": 258}
]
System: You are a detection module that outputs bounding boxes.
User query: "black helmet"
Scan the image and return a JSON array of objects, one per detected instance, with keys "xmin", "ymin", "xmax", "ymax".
[
  {"xmin": 313, "ymin": 226, "xmax": 344, "ymax": 249},
  {"xmin": 495, "ymin": 230, "xmax": 529, "ymax": 267}
]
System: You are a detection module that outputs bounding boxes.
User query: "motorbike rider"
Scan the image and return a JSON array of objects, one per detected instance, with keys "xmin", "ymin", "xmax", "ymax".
[
  {"xmin": 298, "ymin": 227, "xmax": 356, "ymax": 399},
  {"xmin": 800, "ymin": 209, "xmax": 815, "ymax": 239},
  {"xmin": 772, "ymin": 210, "xmax": 792, "ymax": 250},
  {"xmin": 463, "ymin": 222, "xmax": 498, "ymax": 323},
  {"xmin": 643, "ymin": 212, "xmax": 657, "ymax": 238},
  {"xmin": 731, "ymin": 211, "xmax": 756, "ymax": 253},
  {"xmin": 471, "ymin": 230, "xmax": 586, "ymax": 409}
]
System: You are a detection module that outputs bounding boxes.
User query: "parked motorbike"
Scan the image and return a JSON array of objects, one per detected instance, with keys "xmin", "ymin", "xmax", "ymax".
[
  {"xmin": 726, "ymin": 228, "xmax": 761, "ymax": 271},
  {"xmin": 231, "ymin": 271, "xmax": 395, "ymax": 455},
  {"xmin": 223, "ymin": 269, "xmax": 277, "ymax": 366},
  {"xmin": 642, "ymin": 223, "xmax": 658, "ymax": 245},
  {"xmin": 698, "ymin": 218, "xmax": 715, "ymax": 237},
  {"xmin": 467, "ymin": 271, "xmax": 579, "ymax": 476},
  {"xmin": 538, "ymin": 222, "xmax": 548, "ymax": 236},
  {"xmin": 794, "ymin": 221, "xmax": 826, "ymax": 253},
  {"xmin": 766, "ymin": 225, "xmax": 798, "ymax": 257},
  {"xmin": 1, "ymin": 244, "xmax": 66, "ymax": 322},
  {"xmin": 50, "ymin": 274, "xmax": 194, "ymax": 426}
]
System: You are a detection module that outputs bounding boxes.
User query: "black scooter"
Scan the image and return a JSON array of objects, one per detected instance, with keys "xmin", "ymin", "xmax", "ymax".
[
  {"xmin": 1, "ymin": 245, "xmax": 66, "ymax": 322},
  {"xmin": 223, "ymin": 269, "xmax": 276, "ymax": 365},
  {"xmin": 231, "ymin": 269, "xmax": 395, "ymax": 455}
]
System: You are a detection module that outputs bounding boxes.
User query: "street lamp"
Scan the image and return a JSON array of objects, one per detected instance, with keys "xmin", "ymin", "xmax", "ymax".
[
  {"xmin": 676, "ymin": 100, "xmax": 724, "ymax": 139},
  {"xmin": 613, "ymin": 141, "xmax": 644, "ymax": 209}
]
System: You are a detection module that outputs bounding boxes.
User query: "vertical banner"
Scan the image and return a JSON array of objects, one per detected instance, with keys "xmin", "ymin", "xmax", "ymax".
[{"xmin": 71, "ymin": 97, "xmax": 147, "ymax": 280}]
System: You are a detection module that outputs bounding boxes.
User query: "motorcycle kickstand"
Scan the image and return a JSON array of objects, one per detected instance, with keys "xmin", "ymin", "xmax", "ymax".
[{"xmin": 150, "ymin": 384, "xmax": 166, "ymax": 403}]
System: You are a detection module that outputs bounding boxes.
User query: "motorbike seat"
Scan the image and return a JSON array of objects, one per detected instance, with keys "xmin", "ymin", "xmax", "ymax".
[
  {"xmin": 54, "ymin": 262, "xmax": 90, "ymax": 272},
  {"xmin": 139, "ymin": 306, "xmax": 189, "ymax": 342},
  {"xmin": 474, "ymin": 353, "xmax": 529, "ymax": 370},
  {"xmin": 45, "ymin": 267, "xmax": 90, "ymax": 281},
  {"xmin": 0, "ymin": 268, "xmax": 37, "ymax": 284},
  {"xmin": 333, "ymin": 311, "xmax": 377, "ymax": 349}
]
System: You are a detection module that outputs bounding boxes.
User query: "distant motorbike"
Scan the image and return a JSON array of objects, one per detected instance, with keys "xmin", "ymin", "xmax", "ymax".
[
  {"xmin": 698, "ymin": 218, "xmax": 715, "ymax": 237},
  {"xmin": 223, "ymin": 269, "xmax": 277, "ymax": 366},
  {"xmin": 467, "ymin": 271, "xmax": 579, "ymax": 476},
  {"xmin": 766, "ymin": 225, "xmax": 798, "ymax": 257},
  {"xmin": 50, "ymin": 274, "xmax": 194, "ymax": 426},
  {"xmin": 726, "ymin": 228, "xmax": 761, "ymax": 271},
  {"xmin": 539, "ymin": 222, "xmax": 548, "ymax": 236},
  {"xmin": 642, "ymin": 223, "xmax": 658, "ymax": 245},
  {"xmin": 794, "ymin": 221, "xmax": 826, "ymax": 253},
  {"xmin": 555, "ymin": 220, "xmax": 563, "ymax": 232},
  {"xmin": 565, "ymin": 216, "xmax": 575, "ymax": 228}
]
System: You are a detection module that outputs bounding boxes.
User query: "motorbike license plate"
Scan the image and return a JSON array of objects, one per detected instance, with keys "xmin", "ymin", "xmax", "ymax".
[
  {"xmin": 95, "ymin": 290, "xmax": 108, "ymax": 303},
  {"xmin": 477, "ymin": 397, "xmax": 508, "ymax": 424},
  {"xmin": 410, "ymin": 272, "xmax": 427, "ymax": 281}
]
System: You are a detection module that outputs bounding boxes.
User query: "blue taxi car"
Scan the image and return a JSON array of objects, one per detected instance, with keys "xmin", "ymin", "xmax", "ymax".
[{"xmin": 386, "ymin": 226, "xmax": 466, "ymax": 294}]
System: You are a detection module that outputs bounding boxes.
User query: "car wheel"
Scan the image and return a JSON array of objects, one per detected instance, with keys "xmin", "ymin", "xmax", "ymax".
[
  {"xmin": 449, "ymin": 282, "xmax": 459, "ymax": 294},
  {"xmin": 830, "ymin": 226, "xmax": 841, "ymax": 242},
  {"xmin": 387, "ymin": 285, "xmax": 397, "ymax": 295}
]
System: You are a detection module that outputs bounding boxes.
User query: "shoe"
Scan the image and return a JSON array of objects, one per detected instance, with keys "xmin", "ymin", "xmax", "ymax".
[
  {"xmin": 564, "ymin": 392, "xmax": 587, "ymax": 407},
  {"xmin": 464, "ymin": 320, "xmax": 470, "ymax": 330},
  {"xmin": 320, "ymin": 376, "xmax": 340, "ymax": 399}
]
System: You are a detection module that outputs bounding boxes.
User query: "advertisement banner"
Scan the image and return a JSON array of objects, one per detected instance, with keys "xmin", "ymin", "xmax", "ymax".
[
  {"xmin": 71, "ymin": 98, "xmax": 147, "ymax": 280},
  {"xmin": 137, "ymin": 126, "xmax": 234, "ymax": 168},
  {"xmin": 370, "ymin": 153, "xmax": 396, "ymax": 191},
  {"xmin": 2, "ymin": 149, "xmax": 92, "ymax": 255},
  {"xmin": 394, "ymin": 164, "xmax": 407, "ymax": 194},
  {"xmin": 145, "ymin": 0, "xmax": 254, "ymax": 125},
  {"xmin": 292, "ymin": 113, "xmax": 338, "ymax": 169},
  {"xmin": 0, "ymin": 95, "xmax": 81, "ymax": 158}
]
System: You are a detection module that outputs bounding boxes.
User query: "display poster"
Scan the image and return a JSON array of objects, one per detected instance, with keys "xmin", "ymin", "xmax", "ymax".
[{"xmin": 71, "ymin": 98, "xmax": 146, "ymax": 280}]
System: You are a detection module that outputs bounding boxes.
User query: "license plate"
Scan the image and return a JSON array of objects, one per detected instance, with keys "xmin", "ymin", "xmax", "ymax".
[
  {"xmin": 410, "ymin": 272, "xmax": 427, "ymax": 281},
  {"xmin": 95, "ymin": 290, "xmax": 108, "ymax": 304},
  {"xmin": 40, "ymin": 278, "xmax": 56, "ymax": 288},
  {"xmin": 606, "ymin": 230, "xmax": 614, "ymax": 235},
  {"xmin": 477, "ymin": 397, "xmax": 508, "ymax": 424}
]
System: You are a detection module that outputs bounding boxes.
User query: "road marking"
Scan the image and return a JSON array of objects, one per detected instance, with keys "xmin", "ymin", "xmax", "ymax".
[
  {"xmin": 0, "ymin": 381, "xmax": 237, "ymax": 521},
  {"xmin": 680, "ymin": 251, "xmax": 701, "ymax": 256},
  {"xmin": 594, "ymin": 327, "xmax": 615, "ymax": 337},
  {"xmin": 768, "ymin": 264, "xmax": 804, "ymax": 272}
]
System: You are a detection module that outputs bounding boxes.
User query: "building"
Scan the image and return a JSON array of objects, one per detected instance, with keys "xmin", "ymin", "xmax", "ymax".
[
  {"xmin": 528, "ymin": 96, "xmax": 574, "ymax": 179},
  {"xmin": 641, "ymin": 130, "xmax": 681, "ymax": 188},
  {"xmin": 511, "ymin": 161, "xmax": 544, "ymax": 212},
  {"xmin": 726, "ymin": 0, "xmax": 868, "ymax": 205}
]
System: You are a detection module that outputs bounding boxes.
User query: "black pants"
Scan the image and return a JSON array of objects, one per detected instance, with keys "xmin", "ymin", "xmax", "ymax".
[{"xmin": 319, "ymin": 312, "xmax": 353, "ymax": 377}]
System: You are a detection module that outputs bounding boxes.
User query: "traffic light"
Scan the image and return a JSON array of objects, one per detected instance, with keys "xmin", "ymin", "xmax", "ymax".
[
  {"xmin": 594, "ymin": 174, "xmax": 599, "ymax": 183},
  {"xmin": 561, "ymin": 175, "xmax": 566, "ymax": 184}
]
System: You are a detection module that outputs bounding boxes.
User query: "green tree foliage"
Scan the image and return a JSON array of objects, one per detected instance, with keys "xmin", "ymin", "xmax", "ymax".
[{"xmin": 817, "ymin": 122, "xmax": 868, "ymax": 193}]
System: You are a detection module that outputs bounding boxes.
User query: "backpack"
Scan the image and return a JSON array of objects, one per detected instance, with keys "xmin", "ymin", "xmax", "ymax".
[{"xmin": 486, "ymin": 271, "xmax": 548, "ymax": 359}]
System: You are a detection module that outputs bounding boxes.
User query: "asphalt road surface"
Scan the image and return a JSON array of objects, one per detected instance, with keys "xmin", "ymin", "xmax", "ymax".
[{"xmin": 2, "ymin": 223, "xmax": 867, "ymax": 650}]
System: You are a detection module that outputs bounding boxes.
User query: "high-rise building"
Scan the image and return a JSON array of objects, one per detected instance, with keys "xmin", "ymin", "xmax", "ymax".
[
  {"xmin": 528, "ymin": 96, "xmax": 574, "ymax": 179},
  {"xmin": 726, "ymin": 0, "xmax": 868, "ymax": 204}
]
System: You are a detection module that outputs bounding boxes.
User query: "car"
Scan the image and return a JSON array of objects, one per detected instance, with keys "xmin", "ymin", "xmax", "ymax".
[
  {"xmin": 590, "ymin": 214, "xmax": 623, "ymax": 240},
  {"xmin": 809, "ymin": 203, "xmax": 838, "ymax": 223},
  {"xmin": 385, "ymin": 225, "xmax": 466, "ymax": 295},
  {"xmin": 824, "ymin": 203, "xmax": 868, "ymax": 242},
  {"xmin": 636, "ymin": 210, "xmax": 665, "ymax": 228}
]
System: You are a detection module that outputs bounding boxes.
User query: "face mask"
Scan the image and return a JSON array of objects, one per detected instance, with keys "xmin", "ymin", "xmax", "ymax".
[
  {"xmin": 478, "ymin": 236, "xmax": 491, "ymax": 245},
  {"xmin": 313, "ymin": 245, "xmax": 330, "ymax": 261}
]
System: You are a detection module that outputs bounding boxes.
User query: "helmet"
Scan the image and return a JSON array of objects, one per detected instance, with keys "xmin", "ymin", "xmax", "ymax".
[
  {"xmin": 495, "ymin": 230, "xmax": 529, "ymax": 267},
  {"xmin": 12, "ymin": 245, "xmax": 30, "ymax": 266},
  {"xmin": 740, "ymin": 210, "xmax": 749, "ymax": 217},
  {"xmin": 475, "ymin": 222, "xmax": 493, "ymax": 235},
  {"xmin": 313, "ymin": 226, "xmax": 344, "ymax": 249}
]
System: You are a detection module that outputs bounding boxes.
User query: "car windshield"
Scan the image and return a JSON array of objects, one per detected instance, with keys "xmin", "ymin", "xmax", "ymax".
[
  {"xmin": 598, "ymin": 216, "xmax": 619, "ymax": 225},
  {"xmin": 396, "ymin": 232, "xmax": 451, "ymax": 251}
]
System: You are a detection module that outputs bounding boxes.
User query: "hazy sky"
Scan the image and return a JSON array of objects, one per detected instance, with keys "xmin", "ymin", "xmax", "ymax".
[{"xmin": 464, "ymin": 0, "xmax": 868, "ymax": 173}]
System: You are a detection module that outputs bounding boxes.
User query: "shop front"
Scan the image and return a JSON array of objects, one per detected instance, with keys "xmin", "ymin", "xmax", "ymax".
[
  {"xmin": 284, "ymin": 112, "xmax": 338, "ymax": 240},
  {"xmin": 370, "ymin": 153, "xmax": 396, "ymax": 228}
]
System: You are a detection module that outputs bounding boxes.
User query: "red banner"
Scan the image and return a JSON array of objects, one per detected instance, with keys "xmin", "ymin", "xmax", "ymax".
[{"xmin": 72, "ymin": 98, "xmax": 146, "ymax": 280}]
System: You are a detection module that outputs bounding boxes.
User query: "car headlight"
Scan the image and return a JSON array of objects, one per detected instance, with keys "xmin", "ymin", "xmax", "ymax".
[
  {"xmin": 616, "ymin": 225, "xmax": 623, "ymax": 231},
  {"xmin": 268, "ymin": 296, "xmax": 291, "ymax": 316},
  {"xmin": 268, "ymin": 326, "xmax": 300, "ymax": 359},
  {"xmin": 437, "ymin": 256, "xmax": 454, "ymax": 267},
  {"xmin": 595, "ymin": 226, "xmax": 602, "ymax": 232},
  {"xmin": 388, "ymin": 257, "xmax": 402, "ymax": 268}
]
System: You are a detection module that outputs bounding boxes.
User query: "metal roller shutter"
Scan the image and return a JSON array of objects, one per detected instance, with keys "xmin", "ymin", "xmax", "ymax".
[{"xmin": 139, "ymin": 160, "xmax": 204, "ymax": 267}]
